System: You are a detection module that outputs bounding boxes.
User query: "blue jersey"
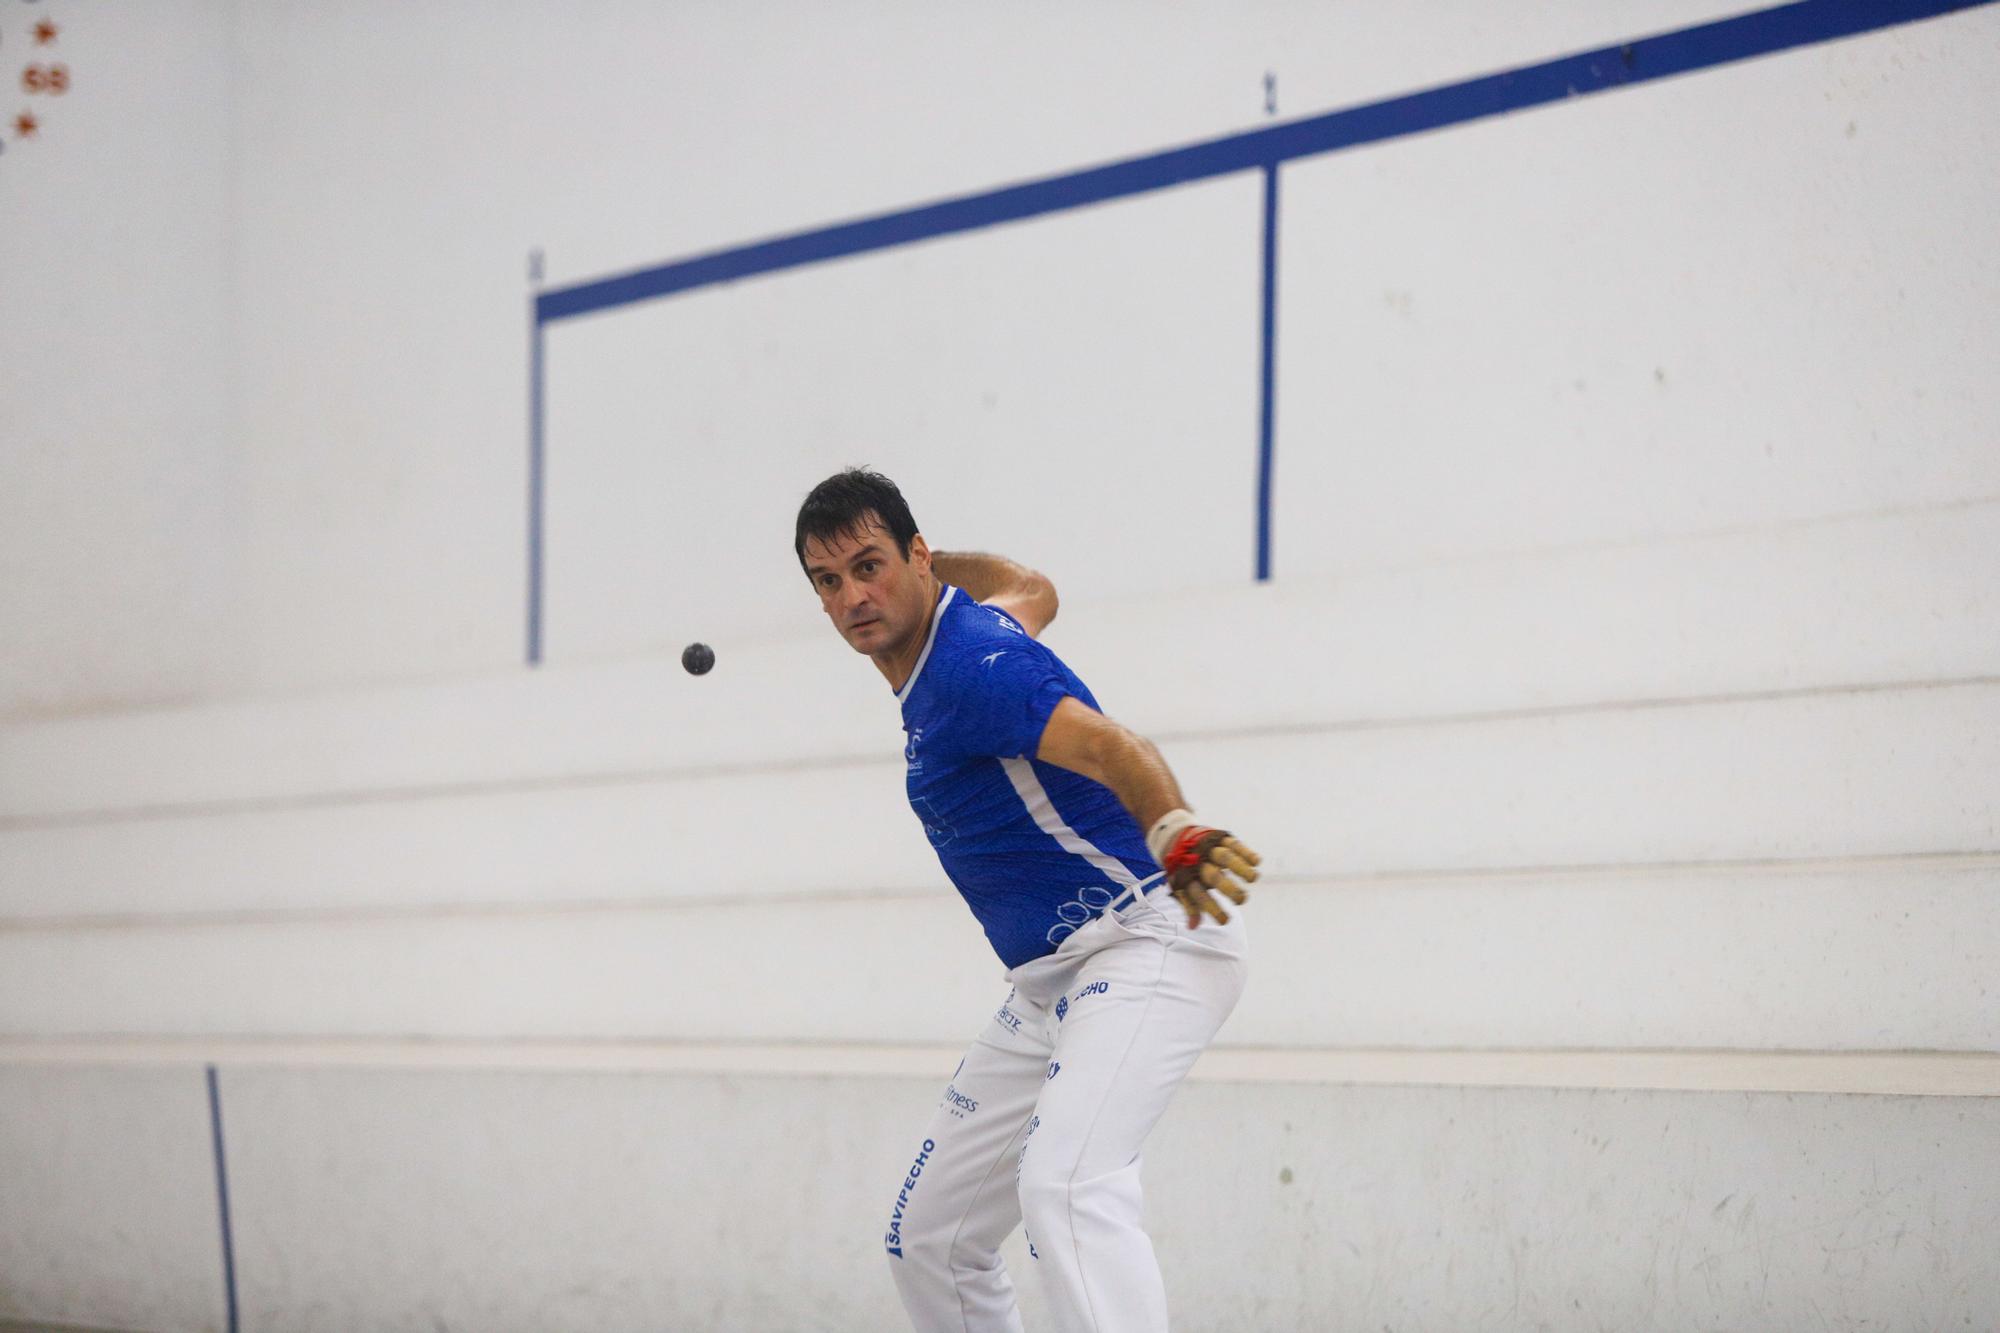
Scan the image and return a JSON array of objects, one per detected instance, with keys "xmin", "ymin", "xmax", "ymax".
[{"xmin": 897, "ymin": 583, "xmax": 1163, "ymax": 967}]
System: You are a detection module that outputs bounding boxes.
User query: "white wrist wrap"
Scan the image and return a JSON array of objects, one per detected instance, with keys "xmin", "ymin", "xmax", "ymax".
[{"xmin": 1145, "ymin": 808, "xmax": 1197, "ymax": 867}]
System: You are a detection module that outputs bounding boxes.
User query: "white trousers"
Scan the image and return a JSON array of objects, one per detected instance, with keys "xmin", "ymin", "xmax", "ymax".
[{"xmin": 885, "ymin": 880, "xmax": 1249, "ymax": 1333}]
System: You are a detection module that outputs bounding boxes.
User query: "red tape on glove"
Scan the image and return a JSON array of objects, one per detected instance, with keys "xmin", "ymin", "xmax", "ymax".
[{"xmin": 1162, "ymin": 826, "xmax": 1224, "ymax": 874}]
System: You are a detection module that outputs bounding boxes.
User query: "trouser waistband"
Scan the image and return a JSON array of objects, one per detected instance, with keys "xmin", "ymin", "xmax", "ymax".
[{"xmin": 1107, "ymin": 871, "xmax": 1168, "ymax": 915}]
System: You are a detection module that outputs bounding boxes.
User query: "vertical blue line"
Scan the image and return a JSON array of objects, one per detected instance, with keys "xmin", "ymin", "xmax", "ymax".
[
  {"xmin": 528, "ymin": 315, "xmax": 546, "ymax": 666},
  {"xmin": 1256, "ymin": 161, "xmax": 1280, "ymax": 583},
  {"xmin": 205, "ymin": 1065, "xmax": 240, "ymax": 1333}
]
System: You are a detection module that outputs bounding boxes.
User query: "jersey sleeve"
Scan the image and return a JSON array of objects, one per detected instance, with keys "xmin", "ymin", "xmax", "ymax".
[{"xmin": 932, "ymin": 641, "xmax": 1073, "ymax": 761}]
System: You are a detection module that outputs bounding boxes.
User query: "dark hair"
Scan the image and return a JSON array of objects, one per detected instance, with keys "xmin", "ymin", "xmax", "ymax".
[{"xmin": 794, "ymin": 468, "xmax": 920, "ymax": 575}]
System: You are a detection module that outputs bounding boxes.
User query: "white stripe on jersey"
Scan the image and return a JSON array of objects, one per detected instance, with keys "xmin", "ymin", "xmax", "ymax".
[
  {"xmin": 896, "ymin": 585, "xmax": 958, "ymax": 704},
  {"xmin": 1000, "ymin": 756, "xmax": 1143, "ymax": 890}
]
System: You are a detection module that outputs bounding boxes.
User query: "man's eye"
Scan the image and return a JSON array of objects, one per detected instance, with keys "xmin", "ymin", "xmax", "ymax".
[{"xmin": 859, "ymin": 561, "xmax": 879, "ymax": 574}]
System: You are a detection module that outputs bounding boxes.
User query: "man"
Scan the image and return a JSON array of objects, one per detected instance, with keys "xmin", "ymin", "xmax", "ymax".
[{"xmin": 795, "ymin": 468, "xmax": 1260, "ymax": 1333}]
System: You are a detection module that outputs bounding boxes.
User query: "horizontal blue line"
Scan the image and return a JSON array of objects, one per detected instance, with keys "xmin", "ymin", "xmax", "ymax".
[{"xmin": 536, "ymin": 0, "xmax": 1988, "ymax": 324}]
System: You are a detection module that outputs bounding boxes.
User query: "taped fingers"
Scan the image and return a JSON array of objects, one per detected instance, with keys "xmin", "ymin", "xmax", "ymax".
[
  {"xmin": 1198, "ymin": 860, "xmax": 1249, "ymax": 905},
  {"xmin": 1171, "ymin": 879, "xmax": 1229, "ymax": 927},
  {"xmin": 1220, "ymin": 837, "xmax": 1262, "ymax": 869},
  {"xmin": 1212, "ymin": 848, "xmax": 1259, "ymax": 883}
]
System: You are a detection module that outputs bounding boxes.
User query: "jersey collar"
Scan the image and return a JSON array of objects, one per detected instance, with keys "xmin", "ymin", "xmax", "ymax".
[{"xmin": 895, "ymin": 583, "xmax": 957, "ymax": 703}]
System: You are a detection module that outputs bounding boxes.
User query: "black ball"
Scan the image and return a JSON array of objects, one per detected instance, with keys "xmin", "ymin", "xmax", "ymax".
[{"xmin": 681, "ymin": 642, "xmax": 715, "ymax": 675}]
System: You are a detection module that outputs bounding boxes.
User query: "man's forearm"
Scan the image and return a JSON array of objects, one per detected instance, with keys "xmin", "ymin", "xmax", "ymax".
[
  {"xmin": 931, "ymin": 551, "xmax": 1038, "ymax": 602},
  {"xmin": 932, "ymin": 550, "xmax": 1059, "ymax": 636},
  {"xmin": 1091, "ymin": 728, "xmax": 1189, "ymax": 840},
  {"xmin": 1094, "ymin": 726, "xmax": 1260, "ymax": 925},
  {"xmin": 1035, "ymin": 701, "xmax": 1258, "ymax": 924}
]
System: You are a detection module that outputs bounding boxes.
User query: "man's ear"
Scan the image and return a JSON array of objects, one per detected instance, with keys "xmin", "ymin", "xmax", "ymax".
[{"xmin": 908, "ymin": 532, "xmax": 932, "ymax": 571}]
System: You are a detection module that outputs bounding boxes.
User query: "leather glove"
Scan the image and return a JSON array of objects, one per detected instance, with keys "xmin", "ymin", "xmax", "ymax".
[{"xmin": 1146, "ymin": 809, "xmax": 1261, "ymax": 928}]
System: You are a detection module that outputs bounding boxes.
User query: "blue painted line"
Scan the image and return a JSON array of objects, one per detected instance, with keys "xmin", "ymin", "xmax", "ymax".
[
  {"xmin": 534, "ymin": 0, "xmax": 1990, "ymax": 325},
  {"xmin": 524, "ymin": 0, "xmax": 1991, "ymax": 659},
  {"xmin": 527, "ymin": 316, "xmax": 546, "ymax": 666},
  {"xmin": 1256, "ymin": 163, "xmax": 1279, "ymax": 584},
  {"xmin": 205, "ymin": 1065, "xmax": 240, "ymax": 1333}
]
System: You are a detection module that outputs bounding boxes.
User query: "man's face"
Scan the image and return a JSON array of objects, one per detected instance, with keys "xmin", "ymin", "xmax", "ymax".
[{"xmin": 801, "ymin": 516, "xmax": 934, "ymax": 656}]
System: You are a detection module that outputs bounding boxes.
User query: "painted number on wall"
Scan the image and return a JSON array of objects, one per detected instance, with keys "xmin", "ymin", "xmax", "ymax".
[
  {"xmin": 6, "ymin": 11, "xmax": 71, "ymax": 149},
  {"xmin": 22, "ymin": 62, "xmax": 69, "ymax": 93}
]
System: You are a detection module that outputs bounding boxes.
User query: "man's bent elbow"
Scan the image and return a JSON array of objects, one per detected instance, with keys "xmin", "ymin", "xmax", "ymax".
[
  {"xmin": 1034, "ymin": 575, "xmax": 1059, "ymax": 628},
  {"xmin": 1007, "ymin": 572, "xmax": 1059, "ymax": 636}
]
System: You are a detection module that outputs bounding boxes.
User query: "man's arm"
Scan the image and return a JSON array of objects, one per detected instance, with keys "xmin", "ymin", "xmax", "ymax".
[
  {"xmin": 1034, "ymin": 696, "xmax": 1260, "ymax": 927},
  {"xmin": 930, "ymin": 550, "xmax": 1059, "ymax": 637},
  {"xmin": 1033, "ymin": 696, "xmax": 1185, "ymax": 831}
]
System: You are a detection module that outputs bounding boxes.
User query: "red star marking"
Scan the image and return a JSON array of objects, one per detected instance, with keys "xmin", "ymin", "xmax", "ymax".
[
  {"xmin": 33, "ymin": 19, "xmax": 59, "ymax": 45},
  {"xmin": 14, "ymin": 110, "xmax": 37, "ymax": 138}
]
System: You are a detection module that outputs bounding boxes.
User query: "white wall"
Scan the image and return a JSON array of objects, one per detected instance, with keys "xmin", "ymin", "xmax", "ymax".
[
  {"xmin": 7, "ymin": 1063, "xmax": 1996, "ymax": 1332},
  {"xmin": 0, "ymin": 1, "xmax": 237, "ymax": 717},
  {"xmin": 2, "ymin": 2, "xmax": 1998, "ymax": 1329}
]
